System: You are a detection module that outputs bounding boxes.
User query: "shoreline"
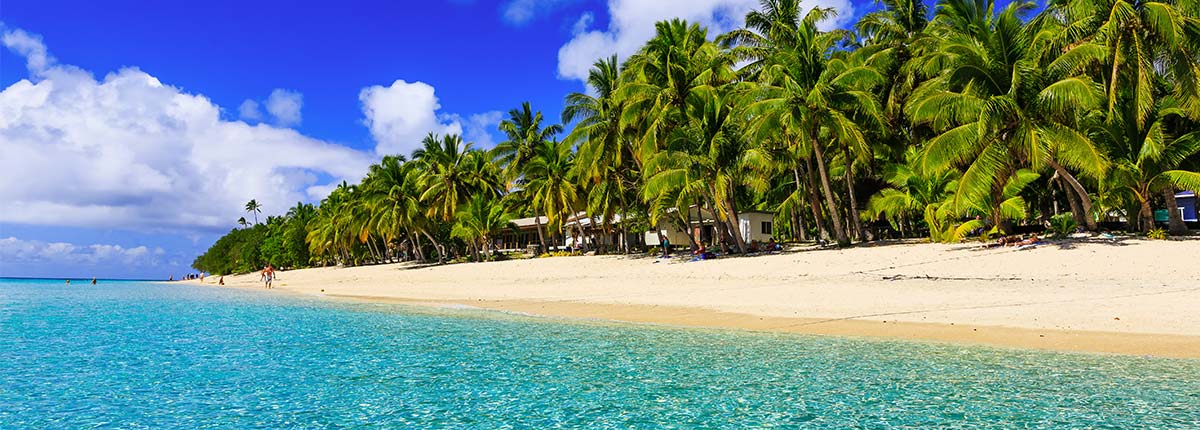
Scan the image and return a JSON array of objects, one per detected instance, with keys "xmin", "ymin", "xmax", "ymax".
[{"xmin": 185, "ymin": 238, "xmax": 1200, "ymax": 359}]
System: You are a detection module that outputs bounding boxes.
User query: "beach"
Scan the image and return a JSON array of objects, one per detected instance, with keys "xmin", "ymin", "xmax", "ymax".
[{"xmin": 189, "ymin": 238, "xmax": 1200, "ymax": 358}]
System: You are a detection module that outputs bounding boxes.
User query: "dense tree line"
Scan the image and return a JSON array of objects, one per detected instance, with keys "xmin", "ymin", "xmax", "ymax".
[{"xmin": 194, "ymin": 0, "xmax": 1200, "ymax": 275}]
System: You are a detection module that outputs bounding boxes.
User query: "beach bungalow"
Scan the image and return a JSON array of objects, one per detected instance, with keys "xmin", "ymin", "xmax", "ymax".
[
  {"xmin": 644, "ymin": 206, "xmax": 775, "ymax": 249},
  {"xmin": 494, "ymin": 215, "xmax": 550, "ymax": 253},
  {"xmin": 1175, "ymin": 191, "xmax": 1198, "ymax": 222}
]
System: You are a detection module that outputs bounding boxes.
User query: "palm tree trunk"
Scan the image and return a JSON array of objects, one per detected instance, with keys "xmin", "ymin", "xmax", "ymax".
[
  {"xmin": 410, "ymin": 231, "xmax": 426, "ymax": 262},
  {"xmin": 533, "ymin": 209, "xmax": 547, "ymax": 254},
  {"xmin": 1164, "ymin": 188, "xmax": 1188, "ymax": 235},
  {"xmin": 791, "ymin": 167, "xmax": 808, "ymax": 242},
  {"xmin": 842, "ymin": 145, "xmax": 868, "ymax": 243},
  {"xmin": 1138, "ymin": 196, "xmax": 1154, "ymax": 233},
  {"xmin": 723, "ymin": 195, "xmax": 748, "ymax": 253},
  {"xmin": 420, "ymin": 230, "xmax": 444, "ymax": 264},
  {"xmin": 1048, "ymin": 160, "xmax": 1098, "ymax": 231},
  {"xmin": 803, "ymin": 158, "xmax": 831, "ymax": 241},
  {"xmin": 811, "ymin": 137, "xmax": 849, "ymax": 246}
]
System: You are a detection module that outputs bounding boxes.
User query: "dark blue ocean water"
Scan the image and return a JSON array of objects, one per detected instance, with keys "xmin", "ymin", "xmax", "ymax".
[{"xmin": 1, "ymin": 278, "xmax": 1197, "ymax": 428}]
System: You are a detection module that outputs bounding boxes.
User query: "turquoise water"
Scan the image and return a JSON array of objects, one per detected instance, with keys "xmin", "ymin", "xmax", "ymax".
[{"xmin": 1, "ymin": 279, "xmax": 1197, "ymax": 428}]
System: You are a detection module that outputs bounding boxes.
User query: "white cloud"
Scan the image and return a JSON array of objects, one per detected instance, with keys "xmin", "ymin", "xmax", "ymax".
[
  {"xmin": 265, "ymin": 88, "xmax": 302, "ymax": 127},
  {"xmin": 359, "ymin": 79, "xmax": 464, "ymax": 156},
  {"xmin": 0, "ymin": 236, "xmax": 163, "ymax": 266},
  {"xmin": 445, "ymin": 111, "xmax": 504, "ymax": 148},
  {"xmin": 238, "ymin": 99, "xmax": 262, "ymax": 121},
  {"xmin": 1, "ymin": 28, "xmax": 54, "ymax": 75},
  {"xmin": 502, "ymin": 0, "xmax": 575, "ymax": 25},
  {"xmin": 0, "ymin": 27, "xmax": 374, "ymax": 232},
  {"xmin": 556, "ymin": 0, "xmax": 854, "ymax": 81}
]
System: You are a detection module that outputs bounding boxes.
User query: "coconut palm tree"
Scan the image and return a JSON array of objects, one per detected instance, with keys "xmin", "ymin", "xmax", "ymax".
[
  {"xmin": 245, "ymin": 199, "xmax": 262, "ymax": 225},
  {"xmin": 451, "ymin": 194, "xmax": 517, "ymax": 261},
  {"xmin": 907, "ymin": 1, "xmax": 1108, "ymax": 233},
  {"xmin": 741, "ymin": 7, "xmax": 880, "ymax": 246},
  {"xmin": 564, "ymin": 55, "xmax": 641, "ymax": 252},
  {"xmin": 237, "ymin": 217, "xmax": 249, "ymax": 229},
  {"xmin": 523, "ymin": 138, "xmax": 580, "ymax": 248},
  {"xmin": 1095, "ymin": 96, "xmax": 1200, "ymax": 233}
]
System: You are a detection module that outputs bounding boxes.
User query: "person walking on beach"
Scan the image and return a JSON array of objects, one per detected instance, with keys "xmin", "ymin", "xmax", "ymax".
[
  {"xmin": 261, "ymin": 266, "xmax": 274, "ymax": 289},
  {"xmin": 662, "ymin": 236, "xmax": 670, "ymax": 258},
  {"xmin": 218, "ymin": 275, "xmax": 224, "ymax": 286}
]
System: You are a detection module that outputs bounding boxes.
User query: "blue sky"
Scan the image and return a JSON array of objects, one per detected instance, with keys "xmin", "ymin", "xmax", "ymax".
[{"xmin": 0, "ymin": 0, "xmax": 890, "ymax": 279}]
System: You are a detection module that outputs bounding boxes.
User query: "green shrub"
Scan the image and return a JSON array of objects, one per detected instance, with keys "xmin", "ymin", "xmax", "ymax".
[
  {"xmin": 1049, "ymin": 213, "xmax": 1077, "ymax": 238},
  {"xmin": 1147, "ymin": 228, "xmax": 1169, "ymax": 240}
]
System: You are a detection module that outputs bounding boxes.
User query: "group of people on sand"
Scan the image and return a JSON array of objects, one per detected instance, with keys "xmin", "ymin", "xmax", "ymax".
[{"xmin": 986, "ymin": 234, "xmax": 1042, "ymax": 249}]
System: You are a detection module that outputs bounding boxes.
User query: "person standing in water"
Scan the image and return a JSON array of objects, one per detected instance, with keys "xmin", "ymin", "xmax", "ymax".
[{"xmin": 91, "ymin": 278, "xmax": 96, "ymax": 285}]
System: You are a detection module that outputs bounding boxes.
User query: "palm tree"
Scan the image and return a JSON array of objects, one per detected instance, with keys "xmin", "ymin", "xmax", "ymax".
[
  {"xmin": 237, "ymin": 217, "xmax": 249, "ymax": 229},
  {"xmin": 907, "ymin": 1, "xmax": 1108, "ymax": 233},
  {"xmin": 245, "ymin": 199, "xmax": 262, "ymax": 225},
  {"xmin": 864, "ymin": 147, "xmax": 959, "ymax": 241},
  {"xmin": 494, "ymin": 102, "xmax": 563, "ymax": 178},
  {"xmin": 741, "ymin": 7, "xmax": 879, "ymax": 246},
  {"xmin": 1096, "ymin": 97, "xmax": 1200, "ymax": 233},
  {"xmin": 523, "ymin": 138, "xmax": 580, "ymax": 248},
  {"xmin": 564, "ymin": 55, "xmax": 639, "ymax": 252},
  {"xmin": 451, "ymin": 194, "xmax": 517, "ymax": 261}
]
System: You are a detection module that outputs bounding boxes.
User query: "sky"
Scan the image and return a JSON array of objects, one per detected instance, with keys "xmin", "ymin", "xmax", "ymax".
[{"xmin": 0, "ymin": 0, "xmax": 878, "ymax": 279}]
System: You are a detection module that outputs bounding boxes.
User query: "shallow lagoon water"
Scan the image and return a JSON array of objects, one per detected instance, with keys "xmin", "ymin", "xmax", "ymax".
[{"xmin": 1, "ymin": 278, "xmax": 1197, "ymax": 428}]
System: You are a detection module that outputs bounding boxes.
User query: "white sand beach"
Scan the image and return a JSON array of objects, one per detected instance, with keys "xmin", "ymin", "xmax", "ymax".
[{"xmin": 188, "ymin": 238, "xmax": 1200, "ymax": 358}]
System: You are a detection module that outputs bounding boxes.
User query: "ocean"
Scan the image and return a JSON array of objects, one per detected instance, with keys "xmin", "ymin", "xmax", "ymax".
[{"xmin": 1, "ymin": 278, "xmax": 1197, "ymax": 428}]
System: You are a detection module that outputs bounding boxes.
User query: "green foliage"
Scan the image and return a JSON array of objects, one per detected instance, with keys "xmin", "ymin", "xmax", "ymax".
[
  {"xmin": 192, "ymin": 0, "xmax": 1200, "ymax": 271},
  {"xmin": 1049, "ymin": 213, "xmax": 1078, "ymax": 238},
  {"xmin": 1147, "ymin": 228, "xmax": 1169, "ymax": 240}
]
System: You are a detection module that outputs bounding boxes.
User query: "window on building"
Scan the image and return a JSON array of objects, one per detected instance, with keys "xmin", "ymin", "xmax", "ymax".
[{"xmin": 761, "ymin": 221, "xmax": 772, "ymax": 235}]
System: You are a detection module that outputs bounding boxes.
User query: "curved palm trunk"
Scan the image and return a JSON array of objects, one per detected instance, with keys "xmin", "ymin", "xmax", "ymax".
[
  {"xmin": 1138, "ymin": 195, "xmax": 1154, "ymax": 233},
  {"xmin": 533, "ymin": 209, "xmax": 547, "ymax": 253},
  {"xmin": 791, "ymin": 167, "xmax": 808, "ymax": 242},
  {"xmin": 723, "ymin": 195, "xmax": 748, "ymax": 254},
  {"xmin": 1048, "ymin": 160, "xmax": 1098, "ymax": 231},
  {"xmin": 420, "ymin": 230, "xmax": 445, "ymax": 264},
  {"xmin": 803, "ymin": 158, "xmax": 831, "ymax": 241},
  {"xmin": 1164, "ymin": 188, "xmax": 1188, "ymax": 235},
  {"xmin": 812, "ymin": 137, "xmax": 849, "ymax": 246},
  {"xmin": 842, "ymin": 146, "xmax": 868, "ymax": 243}
]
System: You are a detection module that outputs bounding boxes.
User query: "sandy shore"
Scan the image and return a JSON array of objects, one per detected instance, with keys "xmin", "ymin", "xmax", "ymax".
[{"xmin": 186, "ymin": 238, "xmax": 1200, "ymax": 359}]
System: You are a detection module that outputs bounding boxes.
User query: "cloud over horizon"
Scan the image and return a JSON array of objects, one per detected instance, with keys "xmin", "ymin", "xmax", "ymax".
[{"xmin": 0, "ymin": 27, "xmax": 374, "ymax": 233}]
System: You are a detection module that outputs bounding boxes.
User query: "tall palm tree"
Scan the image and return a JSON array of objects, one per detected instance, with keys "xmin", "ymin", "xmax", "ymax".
[
  {"xmin": 907, "ymin": 1, "xmax": 1108, "ymax": 232},
  {"xmin": 245, "ymin": 199, "xmax": 262, "ymax": 225},
  {"xmin": 523, "ymin": 138, "xmax": 580, "ymax": 247},
  {"xmin": 741, "ymin": 7, "xmax": 879, "ymax": 246},
  {"xmin": 493, "ymin": 103, "xmax": 560, "ymax": 251},
  {"xmin": 564, "ymin": 55, "xmax": 639, "ymax": 252}
]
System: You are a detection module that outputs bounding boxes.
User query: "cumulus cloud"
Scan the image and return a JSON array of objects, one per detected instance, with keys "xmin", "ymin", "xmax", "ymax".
[
  {"xmin": 446, "ymin": 111, "xmax": 504, "ymax": 148},
  {"xmin": 265, "ymin": 88, "xmax": 303, "ymax": 127},
  {"xmin": 359, "ymin": 79, "xmax": 465, "ymax": 156},
  {"xmin": 0, "ymin": 27, "xmax": 374, "ymax": 232},
  {"xmin": 0, "ymin": 236, "xmax": 163, "ymax": 266},
  {"xmin": 238, "ymin": 99, "xmax": 262, "ymax": 121},
  {"xmin": 557, "ymin": 0, "xmax": 854, "ymax": 81}
]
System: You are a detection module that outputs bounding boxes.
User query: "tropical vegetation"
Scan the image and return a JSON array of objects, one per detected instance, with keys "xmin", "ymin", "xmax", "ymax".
[{"xmin": 193, "ymin": 0, "xmax": 1200, "ymax": 275}]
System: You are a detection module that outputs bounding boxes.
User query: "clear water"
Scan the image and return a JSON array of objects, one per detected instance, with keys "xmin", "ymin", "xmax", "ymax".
[{"xmin": 1, "ymin": 279, "xmax": 1197, "ymax": 429}]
